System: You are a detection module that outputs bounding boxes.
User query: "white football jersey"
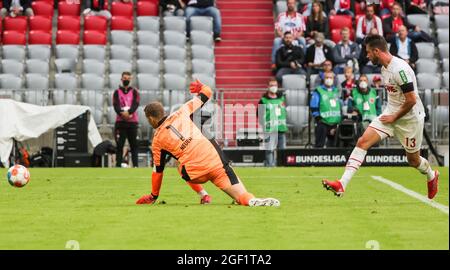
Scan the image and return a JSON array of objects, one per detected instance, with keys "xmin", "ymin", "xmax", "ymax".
[{"xmin": 381, "ymin": 56, "xmax": 425, "ymax": 120}]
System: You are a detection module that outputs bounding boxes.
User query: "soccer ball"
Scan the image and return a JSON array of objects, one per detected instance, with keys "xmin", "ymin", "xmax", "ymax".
[{"xmin": 7, "ymin": 165, "xmax": 30, "ymax": 188}]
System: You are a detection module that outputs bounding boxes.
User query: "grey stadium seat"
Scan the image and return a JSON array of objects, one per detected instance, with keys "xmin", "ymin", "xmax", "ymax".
[
  {"xmin": 24, "ymin": 90, "xmax": 49, "ymax": 105},
  {"xmin": 26, "ymin": 59, "xmax": 49, "ymax": 75},
  {"xmin": 416, "ymin": 59, "xmax": 439, "ymax": 74},
  {"xmin": 435, "ymin": 14, "xmax": 449, "ymax": 29},
  {"xmin": 25, "ymin": 74, "xmax": 49, "ymax": 90},
  {"xmin": 164, "ymin": 74, "xmax": 186, "ymax": 90},
  {"xmin": 81, "ymin": 73, "xmax": 105, "ymax": 90},
  {"xmin": 1, "ymin": 60, "xmax": 24, "ymax": 76},
  {"xmin": 139, "ymin": 90, "xmax": 161, "ymax": 105},
  {"xmin": 137, "ymin": 74, "xmax": 160, "ymax": 90},
  {"xmin": 282, "ymin": 74, "xmax": 307, "ymax": 90},
  {"xmin": 437, "ymin": 29, "xmax": 449, "ymax": 43},
  {"xmin": 109, "ymin": 73, "xmax": 122, "ymax": 89},
  {"xmin": 163, "ymin": 89, "xmax": 188, "ymax": 107},
  {"xmin": 90, "ymin": 107, "xmax": 104, "ymax": 125},
  {"xmin": 0, "ymin": 89, "xmax": 22, "ymax": 101},
  {"xmin": 83, "ymin": 45, "xmax": 106, "ymax": 61},
  {"xmin": 28, "ymin": 45, "xmax": 51, "ymax": 60},
  {"xmin": 415, "ymin": 42, "xmax": 435, "ymax": 59},
  {"xmin": 443, "ymin": 72, "xmax": 449, "ymax": 88},
  {"xmin": 137, "ymin": 16, "xmax": 160, "ymax": 33},
  {"xmin": 190, "ymin": 16, "xmax": 213, "ymax": 33},
  {"xmin": 56, "ymin": 45, "xmax": 79, "ymax": 59},
  {"xmin": 407, "ymin": 14, "xmax": 431, "ymax": 34},
  {"xmin": 417, "ymin": 73, "xmax": 442, "ymax": 89},
  {"xmin": 0, "ymin": 74, "xmax": 23, "ymax": 89},
  {"xmin": 83, "ymin": 59, "xmax": 105, "ymax": 76},
  {"xmin": 1, "ymin": 46, "xmax": 26, "ymax": 61},
  {"xmin": 109, "ymin": 59, "xmax": 133, "ymax": 74},
  {"xmin": 110, "ymin": 31, "xmax": 134, "ymax": 47},
  {"xmin": 55, "ymin": 58, "xmax": 77, "ymax": 73},
  {"xmin": 137, "ymin": 31, "xmax": 160, "ymax": 47},
  {"xmin": 137, "ymin": 45, "xmax": 160, "ymax": 61},
  {"xmin": 276, "ymin": 0, "xmax": 287, "ymax": 15},
  {"xmin": 136, "ymin": 60, "xmax": 160, "ymax": 75},
  {"xmin": 53, "ymin": 90, "xmax": 77, "ymax": 105},
  {"xmin": 286, "ymin": 106, "xmax": 309, "ymax": 129},
  {"xmin": 285, "ymin": 90, "xmax": 308, "ymax": 106},
  {"xmin": 192, "ymin": 59, "xmax": 215, "ymax": 75},
  {"xmin": 80, "ymin": 90, "xmax": 104, "ymax": 107},
  {"xmin": 190, "ymin": 31, "xmax": 214, "ymax": 47},
  {"xmin": 439, "ymin": 43, "xmax": 449, "ymax": 59},
  {"xmin": 55, "ymin": 73, "xmax": 78, "ymax": 90},
  {"xmin": 110, "ymin": 45, "xmax": 133, "ymax": 61},
  {"xmin": 163, "ymin": 31, "xmax": 186, "ymax": 47},
  {"xmin": 191, "ymin": 45, "xmax": 214, "ymax": 61},
  {"xmin": 164, "ymin": 59, "xmax": 186, "ymax": 76},
  {"xmin": 336, "ymin": 74, "xmax": 346, "ymax": 86},
  {"xmin": 163, "ymin": 16, "xmax": 186, "ymax": 33},
  {"xmin": 309, "ymin": 74, "xmax": 320, "ymax": 90},
  {"xmin": 444, "ymin": 58, "xmax": 449, "ymax": 72},
  {"xmin": 436, "ymin": 106, "xmax": 449, "ymax": 133},
  {"xmin": 164, "ymin": 45, "xmax": 186, "ymax": 61},
  {"xmin": 192, "ymin": 73, "xmax": 216, "ymax": 89}
]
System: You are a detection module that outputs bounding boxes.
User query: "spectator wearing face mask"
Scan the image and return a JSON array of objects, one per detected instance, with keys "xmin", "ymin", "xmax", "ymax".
[
  {"xmin": 310, "ymin": 71, "xmax": 342, "ymax": 148},
  {"xmin": 275, "ymin": 31, "xmax": 306, "ymax": 85},
  {"xmin": 258, "ymin": 78, "xmax": 287, "ymax": 167}
]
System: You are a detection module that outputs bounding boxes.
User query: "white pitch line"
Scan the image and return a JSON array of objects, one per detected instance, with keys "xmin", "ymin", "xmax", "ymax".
[{"xmin": 371, "ymin": 176, "xmax": 449, "ymax": 215}]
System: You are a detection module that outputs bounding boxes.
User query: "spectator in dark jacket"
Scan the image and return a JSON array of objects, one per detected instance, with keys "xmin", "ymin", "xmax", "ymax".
[
  {"xmin": 332, "ymin": 27, "xmax": 361, "ymax": 74},
  {"xmin": 275, "ymin": 31, "xmax": 306, "ymax": 85},
  {"xmin": 160, "ymin": 0, "xmax": 186, "ymax": 16},
  {"xmin": 1, "ymin": 0, "xmax": 34, "ymax": 18},
  {"xmin": 359, "ymin": 28, "xmax": 382, "ymax": 74},
  {"xmin": 405, "ymin": 0, "xmax": 428, "ymax": 14},
  {"xmin": 186, "ymin": 0, "xmax": 222, "ymax": 41},
  {"xmin": 305, "ymin": 0, "xmax": 330, "ymax": 43},
  {"xmin": 389, "ymin": 25, "xmax": 419, "ymax": 72},
  {"xmin": 305, "ymin": 32, "xmax": 334, "ymax": 75}
]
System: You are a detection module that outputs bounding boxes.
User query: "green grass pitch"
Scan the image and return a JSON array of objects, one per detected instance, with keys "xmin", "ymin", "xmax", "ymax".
[{"xmin": 0, "ymin": 167, "xmax": 448, "ymax": 250}]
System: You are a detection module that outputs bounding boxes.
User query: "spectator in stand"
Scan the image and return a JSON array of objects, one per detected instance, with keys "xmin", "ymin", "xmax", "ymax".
[
  {"xmin": 275, "ymin": 31, "xmax": 306, "ymax": 85},
  {"xmin": 314, "ymin": 60, "xmax": 339, "ymax": 88},
  {"xmin": 383, "ymin": 2, "xmax": 433, "ymax": 43},
  {"xmin": 310, "ymin": 71, "xmax": 343, "ymax": 148},
  {"xmin": 258, "ymin": 78, "xmax": 287, "ymax": 167},
  {"xmin": 1, "ymin": 0, "xmax": 34, "ymax": 18},
  {"xmin": 332, "ymin": 27, "xmax": 361, "ymax": 74},
  {"xmin": 305, "ymin": 32, "xmax": 334, "ymax": 75},
  {"xmin": 160, "ymin": 0, "xmax": 186, "ymax": 16},
  {"xmin": 359, "ymin": 28, "xmax": 382, "ymax": 74},
  {"xmin": 186, "ymin": 0, "xmax": 222, "ymax": 41},
  {"xmin": 113, "ymin": 71, "xmax": 140, "ymax": 168},
  {"xmin": 389, "ymin": 25, "xmax": 419, "ymax": 72},
  {"xmin": 83, "ymin": 0, "xmax": 112, "ymax": 19},
  {"xmin": 356, "ymin": 4, "xmax": 383, "ymax": 44},
  {"xmin": 379, "ymin": 0, "xmax": 395, "ymax": 17},
  {"xmin": 371, "ymin": 75, "xmax": 383, "ymax": 88},
  {"xmin": 340, "ymin": 66, "xmax": 357, "ymax": 106},
  {"xmin": 305, "ymin": 0, "xmax": 330, "ymax": 44},
  {"xmin": 329, "ymin": 0, "xmax": 355, "ymax": 16},
  {"xmin": 271, "ymin": 0, "xmax": 306, "ymax": 68},
  {"xmin": 405, "ymin": 0, "xmax": 428, "ymax": 14}
]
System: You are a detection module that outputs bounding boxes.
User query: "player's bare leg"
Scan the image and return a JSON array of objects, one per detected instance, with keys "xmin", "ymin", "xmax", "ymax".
[
  {"xmin": 186, "ymin": 182, "xmax": 211, "ymax": 204},
  {"xmin": 323, "ymin": 127, "xmax": 382, "ymax": 196},
  {"xmin": 222, "ymin": 182, "xmax": 280, "ymax": 207},
  {"xmin": 406, "ymin": 151, "xmax": 439, "ymax": 199}
]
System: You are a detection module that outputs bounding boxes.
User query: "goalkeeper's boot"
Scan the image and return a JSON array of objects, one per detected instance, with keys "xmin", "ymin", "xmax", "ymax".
[
  {"xmin": 427, "ymin": 170, "xmax": 439, "ymax": 199},
  {"xmin": 200, "ymin": 194, "xmax": 212, "ymax": 204},
  {"xmin": 322, "ymin": 179, "xmax": 344, "ymax": 197},
  {"xmin": 248, "ymin": 198, "xmax": 280, "ymax": 207}
]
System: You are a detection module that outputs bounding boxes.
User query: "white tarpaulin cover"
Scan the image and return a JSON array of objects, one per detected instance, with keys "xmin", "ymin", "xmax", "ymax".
[{"xmin": 0, "ymin": 99, "xmax": 102, "ymax": 167}]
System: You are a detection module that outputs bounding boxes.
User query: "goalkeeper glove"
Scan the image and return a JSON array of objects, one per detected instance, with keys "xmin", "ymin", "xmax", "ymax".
[{"xmin": 189, "ymin": 79, "xmax": 204, "ymax": 94}]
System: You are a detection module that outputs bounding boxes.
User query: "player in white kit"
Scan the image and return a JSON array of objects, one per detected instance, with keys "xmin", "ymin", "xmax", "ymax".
[{"xmin": 322, "ymin": 35, "xmax": 439, "ymax": 199}]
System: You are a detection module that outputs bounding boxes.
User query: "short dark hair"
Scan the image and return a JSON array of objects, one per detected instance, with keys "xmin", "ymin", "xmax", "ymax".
[
  {"xmin": 392, "ymin": 1, "xmax": 402, "ymax": 8},
  {"xmin": 366, "ymin": 4, "xmax": 375, "ymax": 11},
  {"xmin": 268, "ymin": 77, "xmax": 277, "ymax": 84},
  {"xmin": 365, "ymin": 34, "xmax": 388, "ymax": 52},
  {"xmin": 121, "ymin": 71, "xmax": 132, "ymax": 77},
  {"xmin": 284, "ymin": 31, "xmax": 292, "ymax": 37},
  {"xmin": 144, "ymin": 102, "xmax": 165, "ymax": 119}
]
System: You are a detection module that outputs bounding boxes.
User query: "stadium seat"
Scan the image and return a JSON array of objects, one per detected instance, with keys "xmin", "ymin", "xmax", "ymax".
[
  {"xmin": 436, "ymin": 106, "xmax": 449, "ymax": 133},
  {"xmin": 111, "ymin": 1, "xmax": 133, "ymax": 17},
  {"xmin": 417, "ymin": 73, "xmax": 442, "ymax": 89},
  {"xmin": 136, "ymin": 60, "xmax": 160, "ymax": 75},
  {"xmin": 336, "ymin": 74, "xmax": 346, "ymax": 86},
  {"xmin": 81, "ymin": 74, "xmax": 105, "ymax": 90},
  {"xmin": 163, "ymin": 31, "xmax": 187, "ymax": 48},
  {"xmin": 83, "ymin": 59, "xmax": 105, "ymax": 76},
  {"xmin": 190, "ymin": 31, "xmax": 214, "ymax": 47},
  {"xmin": 53, "ymin": 90, "xmax": 78, "ymax": 105},
  {"xmin": 3, "ymin": 17, "xmax": 27, "ymax": 33},
  {"xmin": 137, "ymin": 74, "xmax": 161, "ymax": 91},
  {"xmin": 443, "ymin": 58, "xmax": 449, "ymax": 73},
  {"xmin": 56, "ymin": 45, "xmax": 79, "ymax": 59},
  {"xmin": 136, "ymin": 1, "xmax": 158, "ymax": 16},
  {"xmin": 190, "ymin": 16, "xmax": 213, "ymax": 33},
  {"xmin": 276, "ymin": 0, "xmax": 287, "ymax": 15},
  {"xmin": 1, "ymin": 46, "xmax": 26, "ymax": 61},
  {"xmin": 1, "ymin": 60, "xmax": 24, "ymax": 76},
  {"xmin": 282, "ymin": 74, "xmax": 307, "ymax": 90},
  {"xmin": 58, "ymin": 1, "xmax": 81, "ymax": 16},
  {"xmin": 57, "ymin": 16, "xmax": 81, "ymax": 32},
  {"xmin": 437, "ymin": 29, "xmax": 449, "ymax": 43},
  {"xmin": 329, "ymin": 15, "xmax": 352, "ymax": 31},
  {"xmin": 435, "ymin": 14, "xmax": 449, "ymax": 29},
  {"xmin": 55, "ymin": 73, "xmax": 79, "ymax": 90},
  {"xmin": 84, "ymin": 16, "xmax": 107, "ymax": 32},
  {"xmin": 55, "ymin": 58, "xmax": 77, "ymax": 73},
  {"xmin": 29, "ymin": 16, "xmax": 52, "ymax": 32},
  {"xmin": 415, "ymin": 43, "xmax": 436, "ymax": 59},
  {"xmin": 111, "ymin": 16, "xmax": 134, "ymax": 31},
  {"xmin": 137, "ymin": 31, "xmax": 160, "ymax": 47},
  {"xmin": 111, "ymin": 31, "xmax": 134, "ymax": 47},
  {"xmin": 109, "ymin": 59, "xmax": 133, "ymax": 74},
  {"xmin": 31, "ymin": 1, "xmax": 54, "ymax": 17},
  {"xmin": 164, "ymin": 60, "xmax": 186, "ymax": 76},
  {"xmin": 0, "ymin": 89, "xmax": 22, "ymax": 101},
  {"xmin": 0, "ymin": 74, "xmax": 23, "ymax": 89},
  {"xmin": 164, "ymin": 74, "xmax": 186, "ymax": 91},
  {"xmin": 407, "ymin": 14, "xmax": 431, "ymax": 34},
  {"xmin": 83, "ymin": 45, "xmax": 106, "ymax": 61},
  {"xmin": 192, "ymin": 59, "xmax": 215, "ymax": 75},
  {"xmin": 309, "ymin": 74, "xmax": 320, "ymax": 89},
  {"xmin": 109, "ymin": 74, "xmax": 122, "ymax": 89},
  {"xmin": 136, "ymin": 17, "xmax": 160, "ymax": 32},
  {"xmin": 163, "ymin": 90, "xmax": 188, "ymax": 107},
  {"xmin": 416, "ymin": 59, "xmax": 439, "ymax": 74},
  {"xmin": 164, "ymin": 45, "xmax": 186, "ymax": 61},
  {"xmin": 83, "ymin": 31, "xmax": 107, "ymax": 45},
  {"xmin": 137, "ymin": 45, "xmax": 160, "ymax": 61},
  {"xmin": 24, "ymin": 90, "xmax": 49, "ymax": 105},
  {"xmin": 286, "ymin": 106, "xmax": 309, "ymax": 129},
  {"xmin": 191, "ymin": 45, "xmax": 214, "ymax": 61},
  {"xmin": 163, "ymin": 16, "xmax": 186, "ymax": 33},
  {"xmin": 28, "ymin": 31, "xmax": 52, "ymax": 45},
  {"xmin": 110, "ymin": 45, "xmax": 133, "ymax": 61},
  {"xmin": 192, "ymin": 73, "xmax": 216, "ymax": 89},
  {"xmin": 80, "ymin": 90, "xmax": 104, "ymax": 108},
  {"xmin": 443, "ymin": 72, "xmax": 449, "ymax": 89},
  {"xmin": 139, "ymin": 90, "xmax": 161, "ymax": 106},
  {"xmin": 285, "ymin": 90, "xmax": 308, "ymax": 106},
  {"xmin": 439, "ymin": 43, "xmax": 449, "ymax": 59},
  {"xmin": 56, "ymin": 30, "xmax": 80, "ymax": 45},
  {"xmin": 26, "ymin": 59, "xmax": 49, "ymax": 75}
]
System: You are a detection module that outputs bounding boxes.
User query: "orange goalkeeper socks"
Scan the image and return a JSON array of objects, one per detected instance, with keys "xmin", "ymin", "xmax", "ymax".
[{"xmin": 237, "ymin": 192, "xmax": 255, "ymax": 206}]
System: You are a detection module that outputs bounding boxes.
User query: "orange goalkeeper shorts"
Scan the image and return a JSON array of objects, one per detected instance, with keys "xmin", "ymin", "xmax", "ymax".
[{"xmin": 188, "ymin": 165, "xmax": 240, "ymax": 190}]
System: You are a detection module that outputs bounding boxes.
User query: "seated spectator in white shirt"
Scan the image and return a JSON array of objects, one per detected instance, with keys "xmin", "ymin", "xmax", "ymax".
[
  {"xmin": 1, "ymin": 0, "xmax": 34, "ymax": 18},
  {"xmin": 332, "ymin": 27, "xmax": 361, "ymax": 74},
  {"xmin": 356, "ymin": 4, "xmax": 383, "ymax": 44},
  {"xmin": 389, "ymin": 25, "xmax": 419, "ymax": 72}
]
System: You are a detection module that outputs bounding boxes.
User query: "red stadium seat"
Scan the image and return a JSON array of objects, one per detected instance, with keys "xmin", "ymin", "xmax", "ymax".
[
  {"xmin": 355, "ymin": 14, "xmax": 364, "ymax": 25},
  {"xmin": 136, "ymin": 1, "xmax": 159, "ymax": 16},
  {"xmin": 29, "ymin": 16, "xmax": 52, "ymax": 32},
  {"xmin": 3, "ymin": 16, "xmax": 28, "ymax": 33},
  {"xmin": 58, "ymin": 16, "xmax": 81, "ymax": 32},
  {"xmin": 83, "ymin": 30, "xmax": 107, "ymax": 45},
  {"xmin": 138, "ymin": 0, "xmax": 159, "ymax": 3},
  {"xmin": 28, "ymin": 30, "xmax": 53, "ymax": 45},
  {"xmin": 2, "ymin": 31, "xmax": 27, "ymax": 45},
  {"xmin": 111, "ymin": 16, "xmax": 134, "ymax": 31},
  {"xmin": 329, "ymin": 15, "xmax": 353, "ymax": 31},
  {"xmin": 111, "ymin": 1, "xmax": 134, "ymax": 17},
  {"xmin": 330, "ymin": 29, "xmax": 355, "ymax": 43},
  {"xmin": 355, "ymin": 1, "xmax": 365, "ymax": 15},
  {"xmin": 84, "ymin": 16, "xmax": 108, "ymax": 32},
  {"xmin": 56, "ymin": 30, "xmax": 80, "ymax": 45},
  {"xmin": 58, "ymin": 1, "xmax": 81, "ymax": 16},
  {"xmin": 35, "ymin": 0, "xmax": 54, "ymax": 3},
  {"xmin": 31, "ymin": 1, "xmax": 54, "ymax": 17}
]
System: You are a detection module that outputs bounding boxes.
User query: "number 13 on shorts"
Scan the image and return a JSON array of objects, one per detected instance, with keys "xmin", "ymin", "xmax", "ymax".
[{"xmin": 405, "ymin": 137, "xmax": 416, "ymax": 148}]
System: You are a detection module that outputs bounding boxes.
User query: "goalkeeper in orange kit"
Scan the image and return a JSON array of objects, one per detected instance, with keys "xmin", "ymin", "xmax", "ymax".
[{"xmin": 136, "ymin": 80, "xmax": 280, "ymax": 207}]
